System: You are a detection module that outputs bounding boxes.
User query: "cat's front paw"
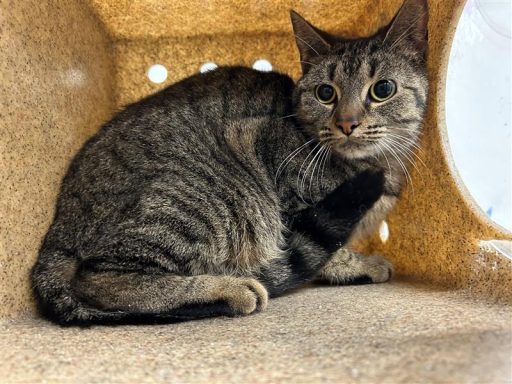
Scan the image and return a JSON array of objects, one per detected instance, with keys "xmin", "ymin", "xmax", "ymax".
[
  {"xmin": 360, "ymin": 255, "xmax": 393, "ymax": 283},
  {"xmin": 317, "ymin": 249, "xmax": 393, "ymax": 285},
  {"xmin": 219, "ymin": 277, "xmax": 268, "ymax": 316}
]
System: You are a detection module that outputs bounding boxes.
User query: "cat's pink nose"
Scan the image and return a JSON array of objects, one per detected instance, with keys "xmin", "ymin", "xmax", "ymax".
[{"xmin": 335, "ymin": 119, "xmax": 360, "ymax": 136}]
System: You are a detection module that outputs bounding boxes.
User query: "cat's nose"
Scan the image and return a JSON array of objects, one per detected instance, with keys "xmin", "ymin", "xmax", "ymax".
[{"xmin": 335, "ymin": 119, "xmax": 360, "ymax": 136}]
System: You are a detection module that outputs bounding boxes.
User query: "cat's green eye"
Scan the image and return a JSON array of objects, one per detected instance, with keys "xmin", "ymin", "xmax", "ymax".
[
  {"xmin": 315, "ymin": 84, "xmax": 336, "ymax": 104},
  {"xmin": 369, "ymin": 80, "xmax": 397, "ymax": 102}
]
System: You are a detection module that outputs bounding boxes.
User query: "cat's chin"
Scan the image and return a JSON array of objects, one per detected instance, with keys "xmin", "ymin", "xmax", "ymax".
[{"xmin": 333, "ymin": 141, "xmax": 377, "ymax": 160}]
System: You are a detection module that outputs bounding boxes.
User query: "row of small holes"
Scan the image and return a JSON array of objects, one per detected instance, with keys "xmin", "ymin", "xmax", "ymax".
[{"xmin": 147, "ymin": 60, "xmax": 273, "ymax": 84}]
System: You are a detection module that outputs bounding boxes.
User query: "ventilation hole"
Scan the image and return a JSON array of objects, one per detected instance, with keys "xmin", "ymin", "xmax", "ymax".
[
  {"xmin": 379, "ymin": 220, "xmax": 389, "ymax": 243},
  {"xmin": 147, "ymin": 64, "xmax": 168, "ymax": 84},
  {"xmin": 252, "ymin": 59, "xmax": 273, "ymax": 72},
  {"xmin": 200, "ymin": 62, "xmax": 218, "ymax": 73}
]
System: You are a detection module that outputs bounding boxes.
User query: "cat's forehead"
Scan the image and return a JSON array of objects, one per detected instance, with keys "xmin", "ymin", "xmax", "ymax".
[
  {"xmin": 299, "ymin": 35, "xmax": 420, "ymax": 91},
  {"xmin": 313, "ymin": 46, "xmax": 408, "ymax": 85}
]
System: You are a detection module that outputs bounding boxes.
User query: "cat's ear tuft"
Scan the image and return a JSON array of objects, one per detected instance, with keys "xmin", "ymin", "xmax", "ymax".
[
  {"xmin": 290, "ymin": 10, "xmax": 331, "ymax": 73},
  {"xmin": 383, "ymin": 0, "xmax": 428, "ymax": 58}
]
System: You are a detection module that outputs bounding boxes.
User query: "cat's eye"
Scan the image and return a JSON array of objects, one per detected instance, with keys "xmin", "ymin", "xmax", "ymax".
[
  {"xmin": 315, "ymin": 84, "xmax": 336, "ymax": 104},
  {"xmin": 369, "ymin": 80, "xmax": 397, "ymax": 102}
]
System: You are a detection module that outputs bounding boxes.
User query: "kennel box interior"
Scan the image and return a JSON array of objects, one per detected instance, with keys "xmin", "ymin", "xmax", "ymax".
[
  {"xmin": 1, "ymin": 1, "xmax": 511, "ymax": 382},
  {"xmin": 1, "ymin": 0, "xmax": 511, "ymax": 320}
]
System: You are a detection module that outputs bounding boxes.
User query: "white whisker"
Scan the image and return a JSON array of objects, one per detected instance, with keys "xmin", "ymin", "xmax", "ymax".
[
  {"xmin": 386, "ymin": 140, "xmax": 417, "ymax": 189},
  {"xmin": 374, "ymin": 142, "xmax": 392, "ymax": 178},
  {"xmin": 300, "ymin": 60, "xmax": 318, "ymax": 67},
  {"xmin": 294, "ymin": 34, "xmax": 321, "ymax": 57},
  {"xmin": 317, "ymin": 142, "xmax": 330, "ymax": 187},
  {"xmin": 275, "ymin": 113, "xmax": 298, "ymax": 120},
  {"xmin": 320, "ymin": 143, "xmax": 333, "ymax": 190},
  {"xmin": 301, "ymin": 144, "xmax": 324, "ymax": 200},
  {"xmin": 386, "ymin": 138, "xmax": 421, "ymax": 175},
  {"xmin": 308, "ymin": 144, "xmax": 327, "ymax": 200},
  {"xmin": 385, "ymin": 133, "xmax": 426, "ymax": 168},
  {"xmin": 381, "ymin": 139, "xmax": 414, "ymax": 193},
  {"xmin": 296, "ymin": 142, "xmax": 321, "ymax": 204},
  {"xmin": 274, "ymin": 139, "xmax": 315, "ymax": 185}
]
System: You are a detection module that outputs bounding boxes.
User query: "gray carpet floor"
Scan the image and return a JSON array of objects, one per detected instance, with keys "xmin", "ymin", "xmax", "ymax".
[{"xmin": 1, "ymin": 281, "xmax": 511, "ymax": 383}]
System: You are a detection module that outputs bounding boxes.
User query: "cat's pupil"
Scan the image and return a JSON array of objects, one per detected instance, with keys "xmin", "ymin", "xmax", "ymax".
[
  {"xmin": 374, "ymin": 80, "xmax": 394, "ymax": 98},
  {"xmin": 317, "ymin": 84, "xmax": 335, "ymax": 102}
]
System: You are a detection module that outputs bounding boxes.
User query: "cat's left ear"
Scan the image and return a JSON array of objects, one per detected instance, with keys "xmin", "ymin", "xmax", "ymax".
[
  {"xmin": 383, "ymin": 0, "xmax": 429, "ymax": 58},
  {"xmin": 290, "ymin": 10, "xmax": 331, "ymax": 73}
]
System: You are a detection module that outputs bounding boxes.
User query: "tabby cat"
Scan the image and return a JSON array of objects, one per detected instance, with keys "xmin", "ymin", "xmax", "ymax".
[{"xmin": 32, "ymin": 0, "xmax": 428, "ymax": 325}]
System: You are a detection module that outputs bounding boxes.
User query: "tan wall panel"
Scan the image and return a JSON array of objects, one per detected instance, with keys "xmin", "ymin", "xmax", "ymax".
[
  {"xmin": 0, "ymin": 0, "xmax": 114, "ymax": 318},
  {"xmin": 114, "ymin": 33, "xmax": 302, "ymax": 107},
  {"xmin": 89, "ymin": 0, "xmax": 403, "ymax": 40}
]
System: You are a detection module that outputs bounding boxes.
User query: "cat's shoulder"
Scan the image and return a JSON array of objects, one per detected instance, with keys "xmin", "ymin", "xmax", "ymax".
[{"xmin": 167, "ymin": 66, "xmax": 295, "ymax": 92}]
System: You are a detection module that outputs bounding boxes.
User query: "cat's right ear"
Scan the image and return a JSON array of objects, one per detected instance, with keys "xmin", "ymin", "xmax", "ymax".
[{"xmin": 290, "ymin": 10, "xmax": 331, "ymax": 74}]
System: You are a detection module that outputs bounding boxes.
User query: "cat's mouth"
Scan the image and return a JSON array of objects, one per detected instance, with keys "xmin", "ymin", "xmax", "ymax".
[
  {"xmin": 327, "ymin": 131, "xmax": 372, "ymax": 147},
  {"xmin": 326, "ymin": 132, "xmax": 378, "ymax": 159},
  {"xmin": 319, "ymin": 125, "xmax": 381, "ymax": 158}
]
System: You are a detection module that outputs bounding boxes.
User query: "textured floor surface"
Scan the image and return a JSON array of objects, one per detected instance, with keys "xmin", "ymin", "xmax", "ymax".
[{"xmin": 1, "ymin": 281, "xmax": 511, "ymax": 384}]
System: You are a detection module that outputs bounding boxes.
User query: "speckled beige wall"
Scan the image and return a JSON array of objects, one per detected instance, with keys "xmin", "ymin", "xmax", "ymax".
[
  {"xmin": 88, "ymin": 0, "xmax": 402, "ymax": 40},
  {"xmin": 114, "ymin": 33, "xmax": 301, "ymax": 107},
  {"xmin": 0, "ymin": 0, "xmax": 114, "ymax": 318}
]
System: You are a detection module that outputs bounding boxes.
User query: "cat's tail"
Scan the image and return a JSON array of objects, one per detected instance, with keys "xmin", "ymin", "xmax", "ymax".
[
  {"xmin": 31, "ymin": 248, "xmax": 124, "ymax": 325},
  {"xmin": 31, "ymin": 247, "xmax": 260, "ymax": 326}
]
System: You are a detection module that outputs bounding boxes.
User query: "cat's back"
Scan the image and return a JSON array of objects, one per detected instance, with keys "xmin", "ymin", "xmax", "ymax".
[
  {"xmin": 50, "ymin": 67, "xmax": 294, "ymax": 269},
  {"xmin": 133, "ymin": 66, "xmax": 295, "ymax": 124},
  {"xmin": 68, "ymin": 66, "xmax": 295, "ymax": 177},
  {"xmin": 75, "ymin": 66, "xmax": 295, "ymax": 166}
]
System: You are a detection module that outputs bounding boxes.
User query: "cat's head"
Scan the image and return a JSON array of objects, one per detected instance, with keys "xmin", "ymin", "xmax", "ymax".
[{"xmin": 291, "ymin": 0, "xmax": 429, "ymax": 160}]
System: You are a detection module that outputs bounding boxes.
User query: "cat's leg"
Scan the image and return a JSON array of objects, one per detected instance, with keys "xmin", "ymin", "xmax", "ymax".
[
  {"xmin": 257, "ymin": 232, "xmax": 333, "ymax": 297},
  {"xmin": 316, "ymin": 247, "xmax": 393, "ymax": 285},
  {"xmin": 72, "ymin": 267, "xmax": 268, "ymax": 323},
  {"xmin": 258, "ymin": 170, "xmax": 385, "ymax": 297}
]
